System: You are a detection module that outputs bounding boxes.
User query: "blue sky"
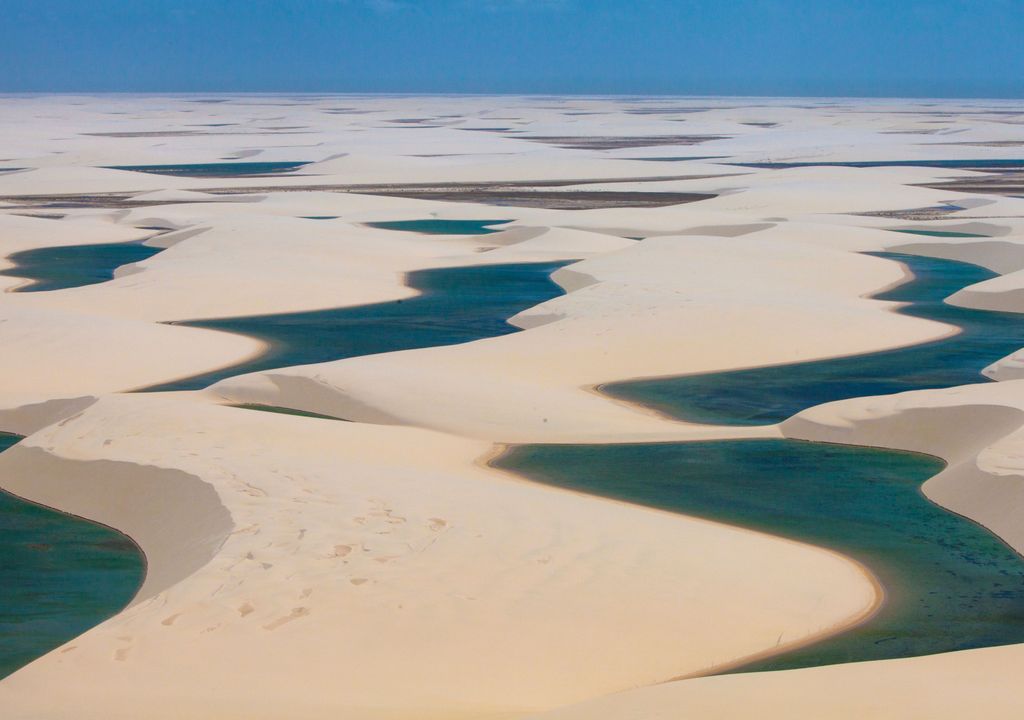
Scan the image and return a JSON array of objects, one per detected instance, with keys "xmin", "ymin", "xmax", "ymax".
[{"xmin": 2, "ymin": 0, "xmax": 1022, "ymax": 97}]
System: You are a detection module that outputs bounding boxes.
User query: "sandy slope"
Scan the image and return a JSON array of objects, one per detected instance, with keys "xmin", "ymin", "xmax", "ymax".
[
  {"xmin": 0, "ymin": 214, "xmax": 265, "ymax": 402},
  {"xmin": 529, "ymin": 378, "xmax": 1024, "ymax": 720},
  {"xmin": 0, "ymin": 393, "xmax": 872, "ymax": 719},
  {"xmin": 525, "ymin": 643, "xmax": 1024, "ymax": 720}
]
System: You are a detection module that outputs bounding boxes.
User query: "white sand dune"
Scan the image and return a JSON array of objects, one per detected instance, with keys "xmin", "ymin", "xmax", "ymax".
[
  {"xmin": 7, "ymin": 214, "xmax": 643, "ymax": 323},
  {"xmin": 785, "ymin": 383, "xmax": 1024, "ymax": 552},
  {"xmin": 525, "ymin": 643, "xmax": 1024, "ymax": 720},
  {"xmin": 0, "ymin": 393, "xmax": 872, "ymax": 719},
  {"xmin": 530, "ymin": 378, "xmax": 1024, "ymax": 720},
  {"xmin": 0, "ymin": 166, "xmax": 197, "ymax": 195},
  {"xmin": 213, "ymin": 230, "xmax": 949, "ymax": 443},
  {"xmin": 298, "ymin": 152, "xmax": 738, "ymax": 184},
  {"xmin": 0, "ymin": 305, "xmax": 261, "ymax": 396}
]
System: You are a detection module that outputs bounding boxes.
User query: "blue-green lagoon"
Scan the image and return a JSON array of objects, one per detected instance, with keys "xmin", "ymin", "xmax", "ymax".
[
  {"xmin": 497, "ymin": 439, "xmax": 1024, "ymax": 671},
  {"xmin": 365, "ymin": 219, "xmax": 512, "ymax": 235},
  {"xmin": 108, "ymin": 161, "xmax": 309, "ymax": 177},
  {"xmin": 144, "ymin": 261, "xmax": 568, "ymax": 392},
  {"xmin": 604, "ymin": 253, "xmax": 1023, "ymax": 425},
  {"xmin": 0, "ymin": 242, "xmax": 162, "ymax": 293},
  {"xmin": 0, "ymin": 434, "xmax": 145, "ymax": 678}
]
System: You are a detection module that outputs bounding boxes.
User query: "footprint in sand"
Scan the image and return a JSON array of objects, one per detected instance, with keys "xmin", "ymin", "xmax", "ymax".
[
  {"xmin": 114, "ymin": 637, "xmax": 132, "ymax": 661},
  {"xmin": 262, "ymin": 606, "xmax": 310, "ymax": 631}
]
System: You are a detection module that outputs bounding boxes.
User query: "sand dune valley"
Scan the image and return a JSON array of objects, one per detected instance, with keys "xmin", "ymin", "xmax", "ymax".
[{"xmin": 2, "ymin": 94, "xmax": 1024, "ymax": 718}]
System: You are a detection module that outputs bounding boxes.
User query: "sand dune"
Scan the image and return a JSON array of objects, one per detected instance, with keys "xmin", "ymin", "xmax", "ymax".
[
  {"xmin": 0, "ymin": 393, "xmax": 872, "ymax": 719},
  {"xmin": 3, "ymin": 96, "xmax": 1024, "ymax": 719},
  {"xmin": 525, "ymin": 643, "xmax": 1024, "ymax": 720},
  {"xmin": 529, "ymin": 377, "xmax": 1024, "ymax": 720},
  {"xmin": 213, "ymin": 230, "xmax": 950, "ymax": 443}
]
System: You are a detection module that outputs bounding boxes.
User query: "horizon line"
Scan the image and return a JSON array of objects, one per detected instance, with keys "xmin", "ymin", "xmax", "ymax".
[{"xmin": 1, "ymin": 91, "xmax": 1022, "ymax": 102}]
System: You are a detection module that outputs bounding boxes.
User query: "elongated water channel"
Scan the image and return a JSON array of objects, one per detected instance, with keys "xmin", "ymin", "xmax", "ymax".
[
  {"xmin": 604, "ymin": 252, "xmax": 1021, "ymax": 425},
  {"xmin": 144, "ymin": 260, "xmax": 569, "ymax": 392}
]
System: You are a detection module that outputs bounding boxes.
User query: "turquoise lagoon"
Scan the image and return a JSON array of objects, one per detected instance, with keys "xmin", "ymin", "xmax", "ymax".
[
  {"xmin": 0, "ymin": 435, "xmax": 144, "ymax": 678},
  {"xmin": 0, "ymin": 242, "xmax": 161, "ymax": 292}
]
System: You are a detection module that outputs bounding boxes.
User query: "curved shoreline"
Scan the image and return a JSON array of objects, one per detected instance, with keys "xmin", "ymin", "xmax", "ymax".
[
  {"xmin": 138, "ymin": 259, "xmax": 571, "ymax": 393},
  {"xmin": 0, "ymin": 434, "xmax": 147, "ymax": 678},
  {"xmin": 532, "ymin": 248, "xmax": 1024, "ymax": 674},
  {"xmin": 670, "ymin": 554, "xmax": 887, "ymax": 680},
  {"xmin": 0, "ymin": 241, "xmax": 163, "ymax": 294},
  {"xmin": 123, "ymin": 329, "xmax": 272, "ymax": 394},
  {"xmin": 601, "ymin": 251, "xmax": 1014, "ymax": 426},
  {"xmin": 481, "ymin": 440, "xmax": 889, "ymax": 678},
  {"xmin": 492, "ymin": 437, "xmax": 1024, "ymax": 672},
  {"xmin": 579, "ymin": 252, "xmax": 957, "ymax": 429}
]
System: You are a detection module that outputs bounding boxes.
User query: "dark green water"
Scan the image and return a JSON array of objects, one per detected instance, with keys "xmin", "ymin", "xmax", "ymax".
[
  {"xmin": 365, "ymin": 219, "xmax": 512, "ymax": 235},
  {"xmin": 0, "ymin": 242, "xmax": 162, "ymax": 292},
  {"xmin": 605, "ymin": 253, "xmax": 1023, "ymax": 425},
  {"xmin": 0, "ymin": 434, "xmax": 145, "ymax": 678},
  {"xmin": 144, "ymin": 261, "xmax": 568, "ymax": 392},
  {"xmin": 890, "ymin": 230, "xmax": 988, "ymax": 239},
  {"xmin": 631, "ymin": 156, "xmax": 728, "ymax": 162},
  {"xmin": 230, "ymin": 404, "xmax": 348, "ymax": 422},
  {"xmin": 108, "ymin": 161, "xmax": 308, "ymax": 177},
  {"xmin": 497, "ymin": 438, "xmax": 1024, "ymax": 671}
]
